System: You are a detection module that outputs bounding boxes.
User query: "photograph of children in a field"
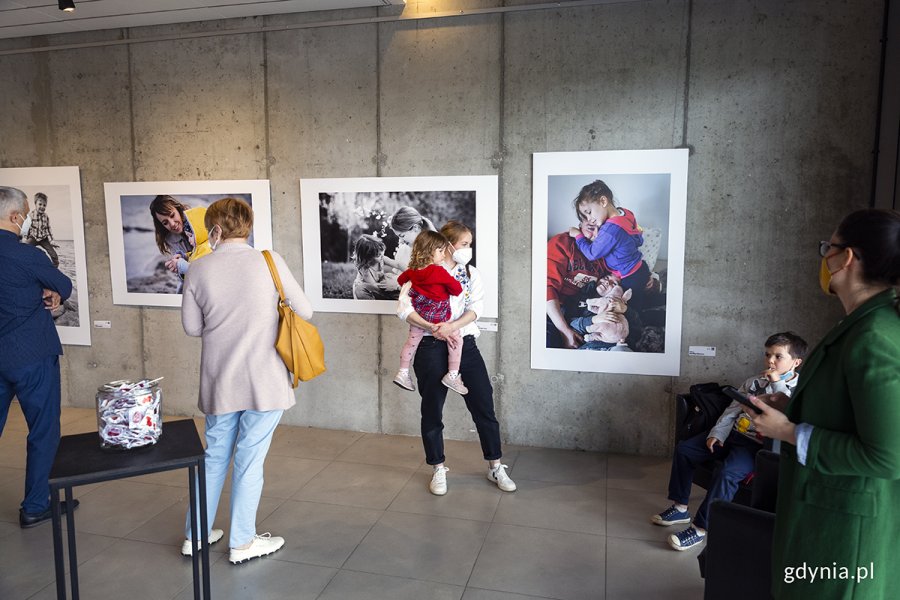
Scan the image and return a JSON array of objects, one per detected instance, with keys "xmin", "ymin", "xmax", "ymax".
[
  {"xmin": 105, "ymin": 180, "xmax": 273, "ymax": 307},
  {"xmin": 301, "ymin": 176, "xmax": 499, "ymax": 316},
  {"xmin": 0, "ymin": 166, "xmax": 91, "ymax": 345},
  {"xmin": 319, "ymin": 191, "xmax": 475, "ymax": 301},
  {"xmin": 531, "ymin": 149, "xmax": 688, "ymax": 376}
]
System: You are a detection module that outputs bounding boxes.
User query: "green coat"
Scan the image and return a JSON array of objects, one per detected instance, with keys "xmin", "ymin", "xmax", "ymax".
[{"xmin": 772, "ymin": 289, "xmax": 900, "ymax": 599}]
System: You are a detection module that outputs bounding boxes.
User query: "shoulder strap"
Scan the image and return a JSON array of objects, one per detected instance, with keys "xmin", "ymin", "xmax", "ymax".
[{"xmin": 261, "ymin": 250, "xmax": 286, "ymax": 303}]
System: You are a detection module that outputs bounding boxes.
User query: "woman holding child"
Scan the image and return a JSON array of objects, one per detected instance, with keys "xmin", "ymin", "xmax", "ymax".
[
  {"xmin": 750, "ymin": 208, "xmax": 900, "ymax": 600},
  {"xmin": 396, "ymin": 221, "xmax": 516, "ymax": 497}
]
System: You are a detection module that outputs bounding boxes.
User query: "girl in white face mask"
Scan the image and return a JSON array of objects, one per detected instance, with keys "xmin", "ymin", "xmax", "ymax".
[{"xmin": 395, "ymin": 220, "xmax": 517, "ymax": 498}]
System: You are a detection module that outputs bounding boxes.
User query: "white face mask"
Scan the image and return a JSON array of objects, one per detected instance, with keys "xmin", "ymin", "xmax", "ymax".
[
  {"xmin": 209, "ymin": 225, "xmax": 222, "ymax": 252},
  {"xmin": 20, "ymin": 214, "xmax": 32, "ymax": 238},
  {"xmin": 451, "ymin": 246, "xmax": 473, "ymax": 266}
]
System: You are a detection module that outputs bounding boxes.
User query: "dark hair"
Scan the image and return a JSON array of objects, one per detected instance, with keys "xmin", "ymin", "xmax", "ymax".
[
  {"xmin": 764, "ymin": 331, "xmax": 809, "ymax": 360},
  {"xmin": 352, "ymin": 234, "xmax": 386, "ymax": 270},
  {"xmin": 34, "ymin": 192, "xmax": 48, "ymax": 203},
  {"xmin": 149, "ymin": 195, "xmax": 190, "ymax": 254},
  {"xmin": 573, "ymin": 180, "xmax": 616, "ymax": 221},
  {"xmin": 834, "ymin": 208, "xmax": 900, "ymax": 287}
]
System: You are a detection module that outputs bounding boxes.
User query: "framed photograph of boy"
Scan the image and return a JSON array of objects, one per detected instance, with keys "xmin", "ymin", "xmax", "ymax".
[
  {"xmin": 104, "ymin": 180, "xmax": 273, "ymax": 307},
  {"xmin": 300, "ymin": 176, "xmax": 499, "ymax": 317},
  {"xmin": 0, "ymin": 166, "xmax": 91, "ymax": 346},
  {"xmin": 531, "ymin": 149, "xmax": 688, "ymax": 376}
]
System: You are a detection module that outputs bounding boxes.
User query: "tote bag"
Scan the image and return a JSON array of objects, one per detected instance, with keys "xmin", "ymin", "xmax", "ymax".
[{"xmin": 261, "ymin": 250, "xmax": 326, "ymax": 387}]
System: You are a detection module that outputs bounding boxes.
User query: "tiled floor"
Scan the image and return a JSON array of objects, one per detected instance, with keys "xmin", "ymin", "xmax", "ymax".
[{"xmin": 0, "ymin": 406, "xmax": 707, "ymax": 600}]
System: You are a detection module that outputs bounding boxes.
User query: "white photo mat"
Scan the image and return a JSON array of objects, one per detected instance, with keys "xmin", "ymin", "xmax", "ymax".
[
  {"xmin": 104, "ymin": 180, "xmax": 273, "ymax": 307},
  {"xmin": 300, "ymin": 176, "xmax": 499, "ymax": 317},
  {"xmin": 531, "ymin": 149, "xmax": 688, "ymax": 376},
  {"xmin": 0, "ymin": 166, "xmax": 91, "ymax": 346}
]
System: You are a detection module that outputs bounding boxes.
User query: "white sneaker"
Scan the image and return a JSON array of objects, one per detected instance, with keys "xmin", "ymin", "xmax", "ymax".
[
  {"xmin": 441, "ymin": 373, "xmax": 469, "ymax": 395},
  {"xmin": 228, "ymin": 533, "xmax": 285, "ymax": 564},
  {"xmin": 487, "ymin": 464, "xmax": 517, "ymax": 492},
  {"xmin": 429, "ymin": 466, "xmax": 449, "ymax": 496},
  {"xmin": 393, "ymin": 370, "xmax": 416, "ymax": 392},
  {"xmin": 181, "ymin": 528, "xmax": 224, "ymax": 556}
]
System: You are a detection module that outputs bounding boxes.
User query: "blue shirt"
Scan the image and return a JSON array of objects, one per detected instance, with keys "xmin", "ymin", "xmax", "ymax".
[
  {"xmin": 0, "ymin": 230, "xmax": 72, "ymax": 370},
  {"xmin": 575, "ymin": 221, "xmax": 644, "ymax": 277}
]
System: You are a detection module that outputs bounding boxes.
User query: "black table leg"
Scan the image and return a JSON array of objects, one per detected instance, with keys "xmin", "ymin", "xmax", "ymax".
[
  {"xmin": 198, "ymin": 457, "xmax": 210, "ymax": 600},
  {"xmin": 188, "ymin": 464, "xmax": 200, "ymax": 600},
  {"xmin": 65, "ymin": 486, "xmax": 79, "ymax": 600},
  {"xmin": 51, "ymin": 485, "xmax": 66, "ymax": 600}
]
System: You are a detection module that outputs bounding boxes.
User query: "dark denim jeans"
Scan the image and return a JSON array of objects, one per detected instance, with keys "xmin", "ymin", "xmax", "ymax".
[
  {"xmin": 667, "ymin": 430, "xmax": 759, "ymax": 530},
  {"xmin": 413, "ymin": 335, "xmax": 501, "ymax": 465}
]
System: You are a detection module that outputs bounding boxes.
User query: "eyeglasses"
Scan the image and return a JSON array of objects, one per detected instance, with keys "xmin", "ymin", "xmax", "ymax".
[{"xmin": 819, "ymin": 241, "xmax": 849, "ymax": 258}]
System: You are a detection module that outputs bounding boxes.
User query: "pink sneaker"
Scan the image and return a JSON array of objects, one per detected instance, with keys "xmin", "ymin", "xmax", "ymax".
[{"xmin": 441, "ymin": 373, "xmax": 469, "ymax": 395}]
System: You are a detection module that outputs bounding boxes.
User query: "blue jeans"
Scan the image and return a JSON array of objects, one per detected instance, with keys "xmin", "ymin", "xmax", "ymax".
[
  {"xmin": 185, "ymin": 409, "xmax": 283, "ymax": 548},
  {"xmin": 667, "ymin": 431, "xmax": 759, "ymax": 530},
  {"xmin": 0, "ymin": 355, "xmax": 61, "ymax": 514},
  {"xmin": 414, "ymin": 335, "xmax": 501, "ymax": 465}
]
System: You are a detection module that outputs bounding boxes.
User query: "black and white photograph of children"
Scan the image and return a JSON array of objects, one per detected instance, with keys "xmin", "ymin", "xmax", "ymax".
[
  {"xmin": 0, "ymin": 166, "xmax": 91, "ymax": 345},
  {"xmin": 531, "ymin": 149, "xmax": 688, "ymax": 376},
  {"xmin": 301, "ymin": 176, "xmax": 499, "ymax": 316}
]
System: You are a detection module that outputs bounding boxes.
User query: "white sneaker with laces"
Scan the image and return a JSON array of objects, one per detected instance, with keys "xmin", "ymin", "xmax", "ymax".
[
  {"xmin": 393, "ymin": 370, "xmax": 415, "ymax": 391},
  {"xmin": 181, "ymin": 528, "xmax": 224, "ymax": 556},
  {"xmin": 487, "ymin": 464, "xmax": 517, "ymax": 492},
  {"xmin": 441, "ymin": 373, "xmax": 469, "ymax": 395},
  {"xmin": 228, "ymin": 533, "xmax": 285, "ymax": 564},
  {"xmin": 429, "ymin": 465, "xmax": 449, "ymax": 496}
]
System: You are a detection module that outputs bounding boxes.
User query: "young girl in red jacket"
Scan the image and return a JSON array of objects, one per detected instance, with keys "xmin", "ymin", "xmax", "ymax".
[{"xmin": 393, "ymin": 230, "xmax": 467, "ymax": 395}]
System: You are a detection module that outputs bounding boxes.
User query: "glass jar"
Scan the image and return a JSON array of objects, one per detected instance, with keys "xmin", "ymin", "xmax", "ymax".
[{"xmin": 96, "ymin": 380, "xmax": 163, "ymax": 450}]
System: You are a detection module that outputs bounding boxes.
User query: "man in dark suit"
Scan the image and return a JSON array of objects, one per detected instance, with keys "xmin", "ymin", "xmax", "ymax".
[{"xmin": 0, "ymin": 186, "xmax": 78, "ymax": 528}]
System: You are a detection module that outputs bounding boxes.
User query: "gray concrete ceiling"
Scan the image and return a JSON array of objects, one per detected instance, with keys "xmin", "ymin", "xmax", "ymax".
[{"xmin": 0, "ymin": 0, "xmax": 405, "ymax": 39}]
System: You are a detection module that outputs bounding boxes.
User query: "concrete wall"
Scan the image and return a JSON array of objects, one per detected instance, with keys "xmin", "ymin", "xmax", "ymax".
[{"xmin": 0, "ymin": 0, "xmax": 884, "ymax": 455}]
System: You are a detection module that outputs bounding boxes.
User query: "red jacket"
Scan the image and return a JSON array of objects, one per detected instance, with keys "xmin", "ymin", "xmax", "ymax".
[
  {"xmin": 546, "ymin": 232, "xmax": 608, "ymax": 302},
  {"xmin": 397, "ymin": 264, "xmax": 463, "ymax": 301}
]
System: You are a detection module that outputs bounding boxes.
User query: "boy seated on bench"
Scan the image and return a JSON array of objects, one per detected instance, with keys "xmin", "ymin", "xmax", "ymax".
[{"xmin": 651, "ymin": 332, "xmax": 808, "ymax": 551}]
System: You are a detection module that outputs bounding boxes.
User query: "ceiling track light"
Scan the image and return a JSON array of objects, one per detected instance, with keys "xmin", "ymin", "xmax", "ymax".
[{"xmin": 58, "ymin": 0, "xmax": 75, "ymax": 12}]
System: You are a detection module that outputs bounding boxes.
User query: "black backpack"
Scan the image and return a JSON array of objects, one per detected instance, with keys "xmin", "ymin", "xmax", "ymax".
[{"xmin": 677, "ymin": 382, "xmax": 733, "ymax": 441}]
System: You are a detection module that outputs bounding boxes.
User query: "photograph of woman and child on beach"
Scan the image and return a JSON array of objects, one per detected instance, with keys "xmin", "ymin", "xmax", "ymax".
[
  {"xmin": 104, "ymin": 180, "xmax": 273, "ymax": 307},
  {"xmin": 301, "ymin": 176, "xmax": 499, "ymax": 317},
  {"xmin": 531, "ymin": 149, "xmax": 688, "ymax": 376},
  {"xmin": 0, "ymin": 166, "xmax": 91, "ymax": 345}
]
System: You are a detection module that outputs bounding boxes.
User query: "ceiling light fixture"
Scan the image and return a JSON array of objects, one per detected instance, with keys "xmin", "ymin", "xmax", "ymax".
[{"xmin": 58, "ymin": 0, "xmax": 75, "ymax": 12}]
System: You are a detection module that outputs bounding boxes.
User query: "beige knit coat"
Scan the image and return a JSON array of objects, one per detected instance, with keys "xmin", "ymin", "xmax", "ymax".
[{"xmin": 181, "ymin": 242, "xmax": 313, "ymax": 415}]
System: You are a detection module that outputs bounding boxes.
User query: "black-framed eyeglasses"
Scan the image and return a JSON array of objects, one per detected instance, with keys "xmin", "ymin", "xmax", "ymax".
[{"xmin": 819, "ymin": 241, "xmax": 849, "ymax": 258}]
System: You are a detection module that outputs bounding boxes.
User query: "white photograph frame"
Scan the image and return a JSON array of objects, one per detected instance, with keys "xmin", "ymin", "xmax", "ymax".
[
  {"xmin": 531, "ymin": 149, "xmax": 688, "ymax": 376},
  {"xmin": 300, "ymin": 176, "xmax": 499, "ymax": 317},
  {"xmin": 0, "ymin": 166, "xmax": 91, "ymax": 346},
  {"xmin": 104, "ymin": 180, "xmax": 273, "ymax": 307}
]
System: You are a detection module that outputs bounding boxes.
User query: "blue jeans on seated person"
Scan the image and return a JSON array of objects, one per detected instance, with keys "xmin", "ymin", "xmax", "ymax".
[
  {"xmin": 185, "ymin": 409, "xmax": 283, "ymax": 548},
  {"xmin": 667, "ymin": 430, "xmax": 760, "ymax": 531}
]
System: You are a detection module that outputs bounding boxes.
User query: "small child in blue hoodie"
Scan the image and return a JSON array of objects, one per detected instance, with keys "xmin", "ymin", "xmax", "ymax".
[{"xmin": 568, "ymin": 180, "xmax": 657, "ymax": 313}]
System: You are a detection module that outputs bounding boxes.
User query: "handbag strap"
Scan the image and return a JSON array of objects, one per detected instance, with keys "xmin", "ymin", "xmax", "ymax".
[{"xmin": 261, "ymin": 250, "xmax": 287, "ymax": 304}]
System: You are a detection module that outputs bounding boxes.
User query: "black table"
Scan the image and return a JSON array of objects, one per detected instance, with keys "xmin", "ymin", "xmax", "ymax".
[{"xmin": 48, "ymin": 419, "xmax": 211, "ymax": 600}]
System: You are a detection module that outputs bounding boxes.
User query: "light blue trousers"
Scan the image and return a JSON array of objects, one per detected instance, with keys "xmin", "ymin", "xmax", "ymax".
[{"xmin": 184, "ymin": 409, "xmax": 283, "ymax": 548}]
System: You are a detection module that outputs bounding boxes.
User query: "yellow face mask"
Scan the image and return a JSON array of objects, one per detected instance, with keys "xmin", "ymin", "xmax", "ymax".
[
  {"xmin": 819, "ymin": 252, "xmax": 849, "ymax": 296},
  {"xmin": 819, "ymin": 257, "xmax": 834, "ymax": 295}
]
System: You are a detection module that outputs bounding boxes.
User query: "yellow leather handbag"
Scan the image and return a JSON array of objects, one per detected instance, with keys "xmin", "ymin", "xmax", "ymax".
[{"xmin": 261, "ymin": 250, "xmax": 326, "ymax": 387}]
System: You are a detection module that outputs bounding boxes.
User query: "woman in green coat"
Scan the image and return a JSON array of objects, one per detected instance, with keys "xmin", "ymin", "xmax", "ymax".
[{"xmin": 750, "ymin": 208, "xmax": 900, "ymax": 600}]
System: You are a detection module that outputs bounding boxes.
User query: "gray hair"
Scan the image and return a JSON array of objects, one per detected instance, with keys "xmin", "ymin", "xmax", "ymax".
[{"xmin": 0, "ymin": 187, "xmax": 28, "ymax": 219}]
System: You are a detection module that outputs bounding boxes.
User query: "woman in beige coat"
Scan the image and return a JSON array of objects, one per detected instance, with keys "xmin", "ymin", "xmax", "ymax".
[{"xmin": 180, "ymin": 197, "xmax": 312, "ymax": 564}]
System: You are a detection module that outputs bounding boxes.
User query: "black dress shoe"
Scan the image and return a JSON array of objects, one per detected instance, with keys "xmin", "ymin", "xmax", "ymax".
[{"xmin": 19, "ymin": 499, "xmax": 80, "ymax": 529}]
